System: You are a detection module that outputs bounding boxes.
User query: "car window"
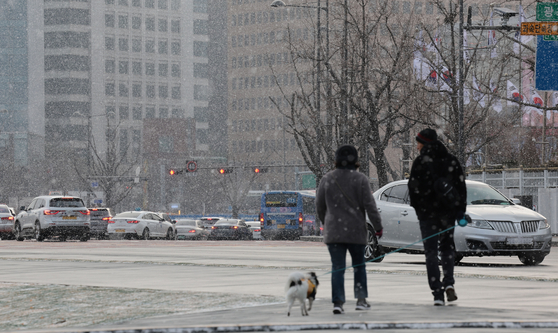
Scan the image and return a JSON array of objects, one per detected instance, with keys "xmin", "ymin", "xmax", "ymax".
[
  {"xmin": 176, "ymin": 220, "xmax": 195, "ymax": 226},
  {"xmin": 239, "ymin": 221, "xmax": 246, "ymax": 226},
  {"xmin": 50, "ymin": 198, "xmax": 85, "ymax": 208},
  {"xmin": 386, "ymin": 185, "xmax": 407, "ymax": 204},
  {"xmin": 467, "ymin": 183, "xmax": 512, "ymax": 205},
  {"xmin": 379, "ymin": 188, "xmax": 392, "ymax": 202},
  {"xmin": 28, "ymin": 199, "xmax": 37, "ymax": 210},
  {"xmin": 143, "ymin": 213, "xmax": 153, "ymax": 220},
  {"xmin": 0, "ymin": 207, "xmax": 9, "ymax": 214},
  {"xmin": 115, "ymin": 212, "xmax": 141, "ymax": 218}
]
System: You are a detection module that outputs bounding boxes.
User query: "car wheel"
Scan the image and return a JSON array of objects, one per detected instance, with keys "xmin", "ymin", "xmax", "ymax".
[
  {"xmin": 142, "ymin": 228, "xmax": 150, "ymax": 240},
  {"xmin": 518, "ymin": 252, "xmax": 547, "ymax": 266},
  {"xmin": 59, "ymin": 236, "xmax": 67, "ymax": 242},
  {"xmin": 80, "ymin": 233, "xmax": 90, "ymax": 242},
  {"xmin": 14, "ymin": 223, "xmax": 24, "ymax": 241},
  {"xmin": 34, "ymin": 222, "xmax": 44, "ymax": 242},
  {"xmin": 166, "ymin": 228, "xmax": 174, "ymax": 240},
  {"xmin": 365, "ymin": 223, "xmax": 384, "ymax": 263}
]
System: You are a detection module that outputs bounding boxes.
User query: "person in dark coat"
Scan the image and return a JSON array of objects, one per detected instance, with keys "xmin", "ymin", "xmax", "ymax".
[
  {"xmin": 316, "ymin": 144, "xmax": 383, "ymax": 315},
  {"xmin": 408, "ymin": 128, "xmax": 467, "ymax": 306}
]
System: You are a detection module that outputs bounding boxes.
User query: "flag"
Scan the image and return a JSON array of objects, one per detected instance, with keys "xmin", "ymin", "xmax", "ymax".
[
  {"xmin": 490, "ymin": 81, "xmax": 502, "ymax": 113},
  {"xmin": 528, "ymin": 87, "xmax": 544, "ymax": 126},
  {"xmin": 514, "ymin": 5, "xmax": 534, "ymax": 54},
  {"xmin": 463, "ymin": 30, "xmax": 470, "ymax": 63},
  {"xmin": 488, "ymin": 11, "xmax": 498, "ymax": 58},
  {"xmin": 507, "ymin": 81, "xmax": 523, "ymax": 106},
  {"xmin": 472, "ymin": 76, "xmax": 486, "ymax": 107}
]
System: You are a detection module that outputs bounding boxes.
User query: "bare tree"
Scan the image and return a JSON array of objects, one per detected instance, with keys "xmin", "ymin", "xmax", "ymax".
[{"xmin": 214, "ymin": 164, "xmax": 263, "ymax": 219}]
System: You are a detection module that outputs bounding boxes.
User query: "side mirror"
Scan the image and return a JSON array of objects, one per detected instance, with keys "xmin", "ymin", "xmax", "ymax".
[
  {"xmin": 19, "ymin": 206, "xmax": 26, "ymax": 211},
  {"xmin": 171, "ymin": 220, "xmax": 176, "ymax": 224}
]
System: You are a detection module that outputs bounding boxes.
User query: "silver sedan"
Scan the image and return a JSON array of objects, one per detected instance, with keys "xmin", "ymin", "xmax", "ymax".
[
  {"xmin": 107, "ymin": 211, "xmax": 175, "ymax": 240},
  {"xmin": 174, "ymin": 219, "xmax": 210, "ymax": 240},
  {"xmin": 366, "ymin": 180, "xmax": 552, "ymax": 265}
]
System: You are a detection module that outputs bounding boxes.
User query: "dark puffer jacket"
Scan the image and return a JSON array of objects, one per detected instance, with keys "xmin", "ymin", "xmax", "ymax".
[
  {"xmin": 316, "ymin": 169, "xmax": 382, "ymax": 245},
  {"xmin": 408, "ymin": 140, "xmax": 467, "ymax": 221}
]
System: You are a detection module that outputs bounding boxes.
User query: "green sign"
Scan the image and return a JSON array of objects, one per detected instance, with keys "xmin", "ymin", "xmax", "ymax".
[
  {"xmin": 301, "ymin": 174, "xmax": 316, "ymax": 189},
  {"xmin": 543, "ymin": 35, "xmax": 558, "ymax": 41},
  {"xmin": 537, "ymin": 3, "xmax": 558, "ymax": 21}
]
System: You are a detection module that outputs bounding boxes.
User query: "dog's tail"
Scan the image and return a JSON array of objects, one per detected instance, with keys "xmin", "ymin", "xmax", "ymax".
[{"xmin": 285, "ymin": 272, "xmax": 306, "ymax": 292}]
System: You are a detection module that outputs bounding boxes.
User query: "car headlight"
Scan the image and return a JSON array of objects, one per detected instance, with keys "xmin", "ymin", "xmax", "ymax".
[
  {"xmin": 539, "ymin": 219, "xmax": 550, "ymax": 230},
  {"xmin": 469, "ymin": 219, "xmax": 494, "ymax": 229}
]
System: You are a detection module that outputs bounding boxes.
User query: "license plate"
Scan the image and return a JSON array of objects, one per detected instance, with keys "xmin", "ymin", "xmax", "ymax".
[
  {"xmin": 62, "ymin": 216, "xmax": 77, "ymax": 220},
  {"xmin": 277, "ymin": 224, "xmax": 285, "ymax": 229},
  {"xmin": 115, "ymin": 229, "xmax": 125, "ymax": 233},
  {"xmin": 506, "ymin": 237, "xmax": 533, "ymax": 245}
]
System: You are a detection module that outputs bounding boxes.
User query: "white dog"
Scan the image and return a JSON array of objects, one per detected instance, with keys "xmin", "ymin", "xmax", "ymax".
[{"xmin": 285, "ymin": 271, "xmax": 319, "ymax": 316}]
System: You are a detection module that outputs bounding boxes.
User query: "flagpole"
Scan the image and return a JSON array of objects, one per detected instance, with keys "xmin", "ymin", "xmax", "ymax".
[{"xmin": 543, "ymin": 92, "xmax": 547, "ymax": 164}]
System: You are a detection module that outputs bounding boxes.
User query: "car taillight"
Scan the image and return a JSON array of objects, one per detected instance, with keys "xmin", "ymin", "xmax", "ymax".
[
  {"xmin": 232, "ymin": 226, "xmax": 238, "ymax": 229},
  {"xmin": 211, "ymin": 226, "xmax": 216, "ymax": 229},
  {"xmin": 259, "ymin": 213, "xmax": 264, "ymax": 225},
  {"xmin": 127, "ymin": 220, "xmax": 139, "ymax": 224},
  {"xmin": 43, "ymin": 210, "xmax": 60, "ymax": 215},
  {"xmin": 79, "ymin": 210, "xmax": 90, "ymax": 215},
  {"xmin": 188, "ymin": 229, "xmax": 196, "ymax": 233},
  {"xmin": 102, "ymin": 217, "xmax": 112, "ymax": 220},
  {"xmin": 298, "ymin": 213, "xmax": 303, "ymax": 223},
  {"xmin": 254, "ymin": 229, "xmax": 261, "ymax": 232},
  {"xmin": 107, "ymin": 220, "xmax": 115, "ymax": 224},
  {"xmin": 1, "ymin": 216, "xmax": 14, "ymax": 221}
]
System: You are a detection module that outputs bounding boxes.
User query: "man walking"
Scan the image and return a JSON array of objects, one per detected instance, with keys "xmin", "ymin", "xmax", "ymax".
[
  {"xmin": 408, "ymin": 129, "xmax": 467, "ymax": 306},
  {"xmin": 316, "ymin": 144, "xmax": 383, "ymax": 314}
]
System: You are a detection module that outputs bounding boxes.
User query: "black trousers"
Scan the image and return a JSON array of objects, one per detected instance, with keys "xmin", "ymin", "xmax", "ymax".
[{"xmin": 419, "ymin": 216, "xmax": 456, "ymax": 297}]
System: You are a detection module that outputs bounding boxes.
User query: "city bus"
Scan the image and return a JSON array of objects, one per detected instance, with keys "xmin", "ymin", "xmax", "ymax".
[{"xmin": 259, "ymin": 190, "xmax": 319, "ymax": 240}]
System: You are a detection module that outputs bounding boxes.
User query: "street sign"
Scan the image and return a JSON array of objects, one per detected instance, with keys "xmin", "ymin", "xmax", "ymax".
[
  {"xmin": 535, "ymin": 36, "xmax": 558, "ymax": 91},
  {"xmin": 186, "ymin": 160, "xmax": 197, "ymax": 172},
  {"xmin": 91, "ymin": 181, "xmax": 99, "ymax": 188},
  {"xmin": 301, "ymin": 174, "xmax": 316, "ymax": 189},
  {"xmin": 521, "ymin": 22, "xmax": 558, "ymax": 35},
  {"xmin": 536, "ymin": 3, "xmax": 558, "ymax": 21}
]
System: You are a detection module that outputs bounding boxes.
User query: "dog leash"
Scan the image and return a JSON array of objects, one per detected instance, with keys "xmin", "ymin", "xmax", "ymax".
[{"xmin": 319, "ymin": 225, "xmax": 457, "ymax": 277}]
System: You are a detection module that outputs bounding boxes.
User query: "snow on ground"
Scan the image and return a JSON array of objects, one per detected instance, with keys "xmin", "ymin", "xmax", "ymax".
[{"xmin": 0, "ymin": 282, "xmax": 283, "ymax": 331}]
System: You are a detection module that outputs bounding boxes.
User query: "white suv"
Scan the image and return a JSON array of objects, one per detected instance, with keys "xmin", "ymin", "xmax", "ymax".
[{"xmin": 14, "ymin": 196, "xmax": 90, "ymax": 242}]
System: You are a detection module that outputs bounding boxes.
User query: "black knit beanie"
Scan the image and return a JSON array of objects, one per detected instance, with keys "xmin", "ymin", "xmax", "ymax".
[
  {"xmin": 335, "ymin": 145, "xmax": 358, "ymax": 168},
  {"xmin": 416, "ymin": 128, "xmax": 438, "ymax": 144}
]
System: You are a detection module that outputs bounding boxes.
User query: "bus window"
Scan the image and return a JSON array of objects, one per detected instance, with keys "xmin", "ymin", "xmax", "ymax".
[
  {"xmin": 302, "ymin": 197, "xmax": 316, "ymax": 215},
  {"xmin": 265, "ymin": 193, "xmax": 298, "ymax": 207}
]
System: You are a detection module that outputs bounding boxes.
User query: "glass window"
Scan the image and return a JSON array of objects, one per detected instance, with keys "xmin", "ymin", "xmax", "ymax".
[
  {"xmin": 118, "ymin": 15, "xmax": 128, "ymax": 29},
  {"xmin": 145, "ymin": 0, "xmax": 154, "ymax": 8},
  {"xmin": 105, "ymin": 36, "xmax": 115, "ymax": 50},
  {"xmin": 158, "ymin": 63, "xmax": 168, "ymax": 76},
  {"xmin": 171, "ymin": 64, "xmax": 180, "ymax": 77},
  {"xmin": 171, "ymin": 20, "xmax": 180, "ymax": 33},
  {"xmin": 106, "ymin": 0, "xmax": 115, "ymax": 4},
  {"xmin": 159, "ymin": 135, "xmax": 173, "ymax": 153},
  {"xmin": 171, "ymin": 108, "xmax": 183, "ymax": 118},
  {"xmin": 105, "ymin": 59, "xmax": 115, "ymax": 73},
  {"xmin": 133, "ymin": 106, "xmax": 142, "ymax": 119},
  {"xmin": 132, "ymin": 61, "xmax": 142, "ymax": 75},
  {"xmin": 145, "ymin": 106, "xmax": 155, "ymax": 118},
  {"xmin": 119, "ymin": 0, "xmax": 129, "ymax": 5},
  {"xmin": 194, "ymin": 85, "xmax": 208, "ymax": 101},
  {"xmin": 193, "ymin": 0, "xmax": 207, "ymax": 13},
  {"xmin": 145, "ymin": 17, "xmax": 155, "ymax": 31},
  {"xmin": 171, "ymin": 41, "xmax": 180, "ymax": 55},
  {"xmin": 158, "ymin": 18, "xmax": 168, "ymax": 32},
  {"xmin": 158, "ymin": 40, "xmax": 168, "ymax": 54},
  {"xmin": 132, "ymin": 38, "xmax": 142, "ymax": 52},
  {"xmin": 193, "ymin": 63, "xmax": 208, "ymax": 78},
  {"xmin": 145, "ymin": 39, "xmax": 155, "ymax": 53},
  {"xmin": 193, "ymin": 20, "xmax": 208, "ymax": 34},
  {"xmin": 193, "ymin": 41, "xmax": 208, "ymax": 57},
  {"xmin": 118, "ymin": 38, "xmax": 128, "ymax": 51},
  {"xmin": 146, "ymin": 84, "xmax": 155, "ymax": 98},
  {"xmin": 132, "ymin": 83, "xmax": 141, "ymax": 97},
  {"xmin": 119, "ymin": 83, "xmax": 128, "ymax": 97},
  {"xmin": 132, "ymin": 16, "xmax": 141, "ymax": 29},
  {"xmin": 119, "ymin": 105, "xmax": 129, "ymax": 120},
  {"xmin": 159, "ymin": 107, "xmax": 168, "ymax": 118},
  {"xmin": 105, "ymin": 82, "xmax": 115, "ymax": 96},
  {"xmin": 119, "ymin": 61, "xmax": 128, "ymax": 74},
  {"xmin": 146, "ymin": 62, "xmax": 155, "ymax": 75},
  {"xmin": 171, "ymin": 0, "xmax": 180, "ymax": 10},
  {"xmin": 171, "ymin": 86, "xmax": 180, "ymax": 99},
  {"xmin": 386, "ymin": 185, "xmax": 407, "ymax": 204},
  {"xmin": 159, "ymin": 85, "xmax": 168, "ymax": 98},
  {"xmin": 132, "ymin": 0, "xmax": 141, "ymax": 7},
  {"xmin": 265, "ymin": 193, "xmax": 298, "ymax": 207},
  {"xmin": 158, "ymin": 0, "xmax": 168, "ymax": 10},
  {"xmin": 105, "ymin": 14, "xmax": 115, "ymax": 27},
  {"xmin": 49, "ymin": 198, "xmax": 85, "ymax": 208}
]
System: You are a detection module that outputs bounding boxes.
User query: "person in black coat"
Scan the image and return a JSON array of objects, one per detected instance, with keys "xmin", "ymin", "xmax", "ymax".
[{"xmin": 408, "ymin": 128, "xmax": 467, "ymax": 306}]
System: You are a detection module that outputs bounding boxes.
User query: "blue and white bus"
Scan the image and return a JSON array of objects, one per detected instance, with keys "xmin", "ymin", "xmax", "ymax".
[{"xmin": 259, "ymin": 190, "xmax": 319, "ymax": 240}]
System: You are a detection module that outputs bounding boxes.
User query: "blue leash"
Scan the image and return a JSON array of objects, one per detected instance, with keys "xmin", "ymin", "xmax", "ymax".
[{"xmin": 320, "ymin": 225, "xmax": 457, "ymax": 276}]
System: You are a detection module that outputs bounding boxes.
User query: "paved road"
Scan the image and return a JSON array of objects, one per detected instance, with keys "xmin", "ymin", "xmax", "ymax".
[{"xmin": 1, "ymin": 239, "xmax": 558, "ymax": 332}]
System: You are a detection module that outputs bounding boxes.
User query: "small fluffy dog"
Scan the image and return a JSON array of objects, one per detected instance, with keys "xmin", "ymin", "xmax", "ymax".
[{"xmin": 285, "ymin": 271, "xmax": 319, "ymax": 316}]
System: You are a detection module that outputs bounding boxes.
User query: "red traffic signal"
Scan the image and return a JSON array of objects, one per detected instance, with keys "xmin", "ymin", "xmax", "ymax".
[
  {"xmin": 169, "ymin": 169, "xmax": 176, "ymax": 176},
  {"xmin": 253, "ymin": 167, "xmax": 268, "ymax": 173},
  {"xmin": 169, "ymin": 169, "xmax": 184, "ymax": 176},
  {"xmin": 218, "ymin": 167, "xmax": 233, "ymax": 174}
]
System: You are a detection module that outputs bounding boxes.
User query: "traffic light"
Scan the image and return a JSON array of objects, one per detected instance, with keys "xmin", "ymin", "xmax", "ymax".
[
  {"xmin": 218, "ymin": 167, "xmax": 233, "ymax": 174},
  {"xmin": 168, "ymin": 169, "xmax": 184, "ymax": 176},
  {"xmin": 253, "ymin": 167, "xmax": 268, "ymax": 173}
]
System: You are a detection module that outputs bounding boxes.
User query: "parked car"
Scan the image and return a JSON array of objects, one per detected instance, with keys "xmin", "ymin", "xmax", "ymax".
[
  {"xmin": 365, "ymin": 180, "xmax": 553, "ymax": 265},
  {"xmin": 208, "ymin": 219, "xmax": 252, "ymax": 240},
  {"xmin": 199, "ymin": 217, "xmax": 228, "ymax": 229},
  {"xmin": 245, "ymin": 221, "xmax": 262, "ymax": 240},
  {"xmin": 0, "ymin": 204, "xmax": 15, "ymax": 240},
  {"xmin": 14, "ymin": 196, "xmax": 90, "ymax": 242},
  {"xmin": 107, "ymin": 211, "xmax": 175, "ymax": 240},
  {"xmin": 89, "ymin": 208, "xmax": 113, "ymax": 239},
  {"xmin": 174, "ymin": 219, "xmax": 210, "ymax": 240}
]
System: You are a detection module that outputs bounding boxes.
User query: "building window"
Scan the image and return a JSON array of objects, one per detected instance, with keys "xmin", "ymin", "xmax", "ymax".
[
  {"xmin": 119, "ymin": 106, "xmax": 129, "ymax": 120},
  {"xmin": 159, "ymin": 135, "xmax": 173, "ymax": 153},
  {"xmin": 193, "ymin": 41, "xmax": 207, "ymax": 57},
  {"xmin": 105, "ymin": 59, "xmax": 115, "ymax": 73},
  {"xmin": 171, "ymin": 0, "xmax": 180, "ymax": 10},
  {"xmin": 132, "ymin": 16, "xmax": 141, "ymax": 29},
  {"xmin": 106, "ymin": 0, "xmax": 115, "ymax": 4},
  {"xmin": 132, "ymin": 0, "xmax": 141, "ymax": 7},
  {"xmin": 119, "ymin": 0, "xmax": 129, "ymax": 6},
  {"xmin": 118, "ymin": 15, "xmax": 128, "ymax": 29},
  {"xmin": 118, "ymin": 38, "xmax": 129, "ymax": 51},
  {"xmin": 132, "ymin": 38, "xmax": 142, "ymax": 52},
  {"xmin": 145, "ymin": 17, "xmax": 155, "ymax": 31},
  {"xmin": 159, "ymin": 85, "xmax": 168, "ymax": 98},
  {"xmin": 145, "ymin": 39, "xmax": 155, "ymax": 53},
  {"xmin": 119, "ymin": 129, "xmax": 128, "ymax": 160},
  {"xmin": 119, "ymin": 61, "xmax": 128, "ymax": 74},
  {"xmin": 146, "ymin": 62, "xmax": 155, "ymax": 75},
  {"xmin": 119, "ymin": 83, "xmax": 128, "ymax": 97},
  {"xmin": 145, "ymin": 0, "xmax": 154, "ymax": 8},
  {"xmin": 105, "ymin": 36, "xmax": 115, "ymax": 50},
  {"xmin": 171, "ymin": 41, "xmax": 180, "ymax": 55},
  {"xmin": 132, "ymin": 61, "xmax": 142, "ymax": 75},
  {"xmin": 146, "ymin": 84, "xmax": 155, "ymax": 98},
  {"xmin": 193, "ymin": 20, "xmax": 208, "ymax": 35},
  {"xmin": 194, "ymin": 85, "xmax": 208, "ymax": 101},
  {"xmin": 193, "ymin": 0, "xmax": 207, "ymax": 13},
  {"xmin": 171, "ymin": 63, "xmax": 180, "ymax": 77},
  {"xmin": 159, "ymin": 107, "xmax": 168, "ymax": 118},
  {"xmin": 158, "ymin": 0, "xmax": 168, "ymax": 10},
  {"xmin": 158, "ymin": 40, "xmax": 168, "ymax": 54},
  {"xmin": 132, "ymin": 83, "xmax": 142, "ymax": 97},
  {"xmin": 105, "ymin": 82, "xmax": 115, "ymax": 96},
  {"xmin": 171, "ymin": 108, "xmax": 183, "ymax": 118},
  {"xmin": 145, "ymin": 106, "xmax": 155, "ymax": 118},
  {"xmin": 158, "ymin": 18, "xmax": 168, "ymax": 32},
  {"xmin": 171, "ymin": 20, "xmax": 180, "ymax": 33},
  {"xmin": 132, "ymin": 129, "xmax": 141, "ymax": 156},
  {"xmin": 171, "ymin": 86, "xmax": 180, "ymax": 99},
  {"xmin": 133, "ymin": 106, "xmax": 142, "ymax": 119},
  {"xmin": 193, "ymin": 63, "xmax": 208, "ymax": 78},
  {"xmin": 158, "ymin": 63, "xmax": 168, "ymax": 77},
  {"xmin": 105, "ymin": 14, "xmax": 115, "ymax": 28}
]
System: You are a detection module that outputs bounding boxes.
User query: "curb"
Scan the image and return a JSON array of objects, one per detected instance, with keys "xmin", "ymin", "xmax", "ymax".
[
  {"xmin": 299, "ymin": 236, "xmax": 323, "ymax": 242},
  {"xmin": 59, "ymin": 321, "xmax": 558, "ymax": 333}
]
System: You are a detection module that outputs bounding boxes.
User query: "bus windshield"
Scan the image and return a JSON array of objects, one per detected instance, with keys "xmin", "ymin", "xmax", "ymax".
[{"xmin": 265, "ymin": 193, "xmax": 298, "ymax": 207}]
